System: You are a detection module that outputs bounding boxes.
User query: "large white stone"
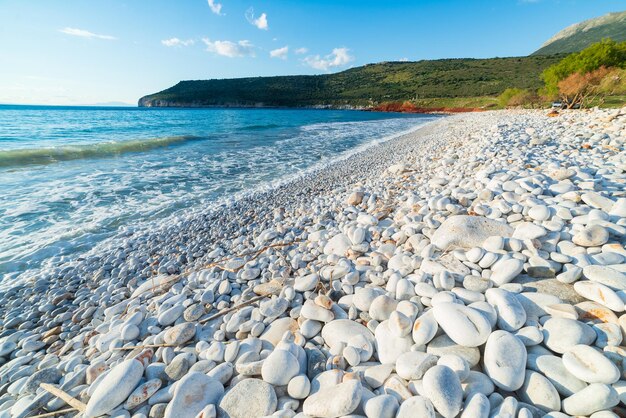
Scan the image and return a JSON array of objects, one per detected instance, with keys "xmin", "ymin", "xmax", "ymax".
[
  {"xmin": 375, "ymin": 320, "xmax": 413, "ymax": 364},
  {"xmin": 517, "ymin": 370, "xmax": 561, "ymax": 412},
  {"xmin": 485, "ymin": 288, "xmax": 527, "ymax": 331},
  {"xmin": 431, "ymin": 216, "xmax": 513, "ymax": 250},
  {"xmin": 422, "ymin": 365, "xmax": 463, "ymax": 418},
  {"xmin": 562, "ymin": 345, "xmax": 620, "ymax": 384},
  {"xmin": 562, "ymin": 383, "xmax": 619, "ymax": 416},
  {"xmin": 432, "ymin": 303, "xmax": 491, "ymax": 347},
  {"xmin": 482, "ymin": 330, "xmax": 526, "ymax": 391},
  {"xmin": 84, "ymin": 359, "xmax": 144, "ymax": 418},
  {"xmin": 165, "ymin": 372, "xmax": 223, "ymax": 418},
  {"xmin": 217, "ymin": 378, "xmax": 277, "ymax": 418},
  {"xmin": 302, "ymin": 379, "xmax": 362, "ymax": 418}
]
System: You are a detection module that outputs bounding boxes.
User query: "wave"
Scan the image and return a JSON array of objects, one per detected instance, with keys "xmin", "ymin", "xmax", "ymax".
[
  {"xmin": 0, "ymin": 135, "xmax": 203, "ymax": 167},
  {"xmin": 240, "ymin": 123, "xmax": 282, "ymax": 131}
]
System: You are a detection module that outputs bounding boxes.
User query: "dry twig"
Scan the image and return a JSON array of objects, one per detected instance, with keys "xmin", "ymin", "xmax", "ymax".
[{"xmin": 39, "ymin": 383, "xmax": 86, "ymax": 413}]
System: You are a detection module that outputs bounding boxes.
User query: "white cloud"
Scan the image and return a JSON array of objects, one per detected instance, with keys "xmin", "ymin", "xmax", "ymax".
[
  {"xmin": 202, "ymin": 38, "xmax": 255, "ymax": 58},
  {"xmin": 399, "ymin": 57, "xmax": 409, "ymax": 62},
  {"xmin": 303, "ymin": 47, "xmax": 354, "ymax": 71},
  {"xmin": 270, "ymin": 46, "xmax": 289, "ymax": 60},
  {"xmin": 59, "ymin": 27, "xmax": 116, "ymax": 40},
  {"xmin": 161, "ymin": 38, "xmax": 195, "ymax": 47},
  {"xmin": 208, "ymin": 0, "xmax": 223, "ymax": 15},
  {"xmin": 245, "ymin": 8, "xmax": 269, "ymax": 30},
  {"xmin": 295, "ymin": 47, "xmax": 308, "ymax": 55}
]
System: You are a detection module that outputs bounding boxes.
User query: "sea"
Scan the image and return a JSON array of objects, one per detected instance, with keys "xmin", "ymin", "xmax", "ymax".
[{"xmin": 0, "ymin": 105, "xmax": 436, "ymax": 278}]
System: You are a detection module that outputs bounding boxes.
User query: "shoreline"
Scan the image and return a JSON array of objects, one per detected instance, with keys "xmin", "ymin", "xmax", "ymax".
[{"xmin": 1, "ymin": 108, "xmax": 625, "ymax": 418}]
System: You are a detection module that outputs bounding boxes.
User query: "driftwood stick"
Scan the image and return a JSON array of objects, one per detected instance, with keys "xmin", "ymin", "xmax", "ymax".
[
  {"xmin": 29, "ymin": 407, "xmax": 76, "ymax": 418},
  {"xmin": 111, "ymin": 343, "xmax": 178, "ymax": 351},
  {"xmin": 199, "ymin": 293, "xmax": 271, "ymax": 324},
  {"xmin": 39, "ymin": 383, "xmax": 86, "ymax": 413}
]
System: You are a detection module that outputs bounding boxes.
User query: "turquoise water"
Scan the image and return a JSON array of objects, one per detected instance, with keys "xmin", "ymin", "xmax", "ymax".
[{"xmin": 0, "ymin": 105, "xmax": 435, "ymax": 276}]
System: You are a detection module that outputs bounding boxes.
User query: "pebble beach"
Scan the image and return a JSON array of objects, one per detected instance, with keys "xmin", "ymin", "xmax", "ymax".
[{"xmin": 1, "ymin": 108, "xmax": 626, "ymax": 418}]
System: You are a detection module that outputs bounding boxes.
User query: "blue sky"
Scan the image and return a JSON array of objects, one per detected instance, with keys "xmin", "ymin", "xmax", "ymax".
[{"xmin": 0, "ymin": 0, "xmax": 621, "ymax": 105}]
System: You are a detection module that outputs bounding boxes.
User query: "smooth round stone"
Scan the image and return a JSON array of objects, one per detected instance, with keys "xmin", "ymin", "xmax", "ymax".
[
  {"xmin": 517, "ymin": 370, "xmax": 560, "ymax": 412},
  {"xmin": 514, "ymin": 326, "xmax": 543, "ymax": 346},
  {"xmin": 483, "ymin": 331, "xmax": 526, "ymax": 391},
  {"xmin": 562, "ymin": 345, "xmax": 620, "ymax": 384},
  {"xmin": 430, "ymin": 215, "xmax": 513, "ymax": 250},
  {"xmin": 388, "ymin": 311, "xmax": 412, "ymax": 337},
  {"xmin": 163, "ymin": 373, "xmax": 223, "ymax": 418},
  {"xmin": 512, "ymin": 222, "xmax": 547, "ymax": 240},
  {"xmin": 124, "ymin": 379, "xmax": 162, "ymax": 410},
  {"xmin": 460, "ymin": 393, "xmax": 490, "ymax": 418},
  {"xmin": 301, "ymin": 301, "xmax": 334, "ymax": 322},
  {"xmin": 23, "ymin": 368, "xmax": 63, "ymax": 394},
  {"xmin": 576, "ymin": 301, "xmax": 619, "ymax": 324},
  {"xmin": 432, "ymin": 303, "xmax": 491, "ymax": 347},
  {"xmin": 395, "ymin": 351, "xmax": 438, "ymax": 380},
  {"xmin": 287, "ymin": 374, "xmax": 310, "ymax": 399},
  {"xmin": 530, "ymin": 354, "xmax": 587, "ymax": 397},
  {"xmin": 294, "ymin": 274, "xmax": 319, "ymax": 292},
  {"xmin": 593, "ymin": 322, "xmax": 622, "ymax": 348},
  {"xmin": 583, "ymin": 265, "xmax": 626, "ymax": 290},
  {"xmin": 422, "ymin": 365, "xmax": 463, "ymax": 418},
  {"xmin": 300, "ymin": 319, "xmax": 322, "ymax": 339},
  {"xmin": 427, "ymin": 335, "xmax": 480, "ymax": 367},
  {"xmin": 574, "ymin": 281, "xmax": 624, "ymax": 312},
  {"xmin": 573, "ymin": 225, "xmax": 609, "ymax": 247},
  {"xmin": 364, "ymin": 364, "xmax": 394, "ymax": 389},
  {"xmin": 562, "ymin": 383, "xmax": 619, "ymax": 416},
  {"xmin": 164, "ymin": 322, "xmax": 196, "ymax": 346},
  {"xmin": 321, "ymin": 319, "xmax": 374, "ymax": 354},
  {"xmin": 369, "ymin": 295, "xmax": 398, "ymax": 321},
  {"xmin": 485, "ymin": 288, "xmax": 527, "ymax": 331},
  {"xmin": 375, "ymin": 320, "xmax": 413, "ymax": 364},
  {"xmin": 261, "ymin": 349, "xmax": 299, "ymax": 386},
  {"xmin": 324, "ymin": 233, "xmax": 351, "ymax": 256},
  {"xmin": 541, "ymin": 317, "xmax": 595, "ymax": 354},
  {"xmin": 466, "ymin": 248, "xmax": 485, "ymax": 264},
  {"xmin": 121, "ymin": 324, "xmax": 140, "ymax": 341},
  {"xmin": 217, "ymin": 378, "xmax": 277, "ymax": 418},
  {"xmin": 364, "ymin": 394, "xmax": 399, "ymax": 418},
  {"xmin": 412, "ymin": 310, "xmax": 438, "ymax": 346},
  {"xmin": 260, "ymin": 317, "xmax": 298, "ymax": 347},
  {"xmin": 396, "ymin": 396, "xmax": 435, "ymax": 418},
  {"xmin": 529, "ymin": 205, "xmax": 550, "ymax": 221},
  {"xmin": 259, "ymin": 297, "xmax": 289, "ymax": 318},
  {"xmin": 353, "ymin": 288, "xmax": 385, "ymax": 312},
  {"xmin": 84, "ymin": 359, "xmax": 144, "ymax": 418},
  {"xmin": 582, "ymin": 192, "xmax": 615, "ymax": 212},
  {"xmin": 437, "ymin": 354, "xmax": 469, "ymax": 382},
  {"xmin": 302, "ymin": 380, "xmax": 362, "ymax": 418},
  {"xmin": 490, "ymin": 258, "xmax": 525, "ymax": 287}
]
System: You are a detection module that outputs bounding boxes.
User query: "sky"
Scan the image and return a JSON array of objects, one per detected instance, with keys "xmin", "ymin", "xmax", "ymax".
[{"xmin": 0, "ymin": 0, "xmax": 622, "ymax": 105}]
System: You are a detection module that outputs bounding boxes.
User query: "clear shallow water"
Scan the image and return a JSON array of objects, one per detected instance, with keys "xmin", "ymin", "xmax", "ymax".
[{"xmin": 0, "ymin": 105, "xmax": 435, "ymax": 277}]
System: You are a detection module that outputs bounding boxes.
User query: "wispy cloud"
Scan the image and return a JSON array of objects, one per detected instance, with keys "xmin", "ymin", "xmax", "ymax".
[
  {"xmin": 59, "ymin": 27, "xmax": 116, "ymax": 40},
  {"xmin": 303, "ymin": 48, "xmax": 354, "ymax": 71},
  {"xmin": 208, "ymin": 0, "xmax": 223, "ymax": 15},
  {"xmin": 202, "ymin": 38, "xmax": 255, "ymax": 58},
  {"xmin": 270, "ymin": 46, "xmax": 289, "ymax": 60},
  {"xmin": 162, "ymin": 38, "xmax": 195, "ymax": 47},
  {"xmin": 245, "ymin": 7, "xmax": 268, "ymax": 30},
  {"xmin": 295, "ymin": 47, "xmax": 308, "ymax": 55}
]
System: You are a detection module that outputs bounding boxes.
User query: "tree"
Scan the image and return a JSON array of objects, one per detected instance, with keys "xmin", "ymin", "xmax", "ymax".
[
  {"xmin": 541, "ymin": 39, "xmax": 626, "ymax": 99},
  {"xmin": 557, "ymin": 66, "xmax": 611, "ymax": 108}
]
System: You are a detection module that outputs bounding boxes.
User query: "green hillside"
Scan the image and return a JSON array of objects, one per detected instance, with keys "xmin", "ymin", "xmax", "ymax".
[
  {"xmin": 533, "ymin": 11, "xmax": 626, "ymax": 56},
  {"xmin": 139, "ymin": 56, "xmax": 562, "ymax": 108}
]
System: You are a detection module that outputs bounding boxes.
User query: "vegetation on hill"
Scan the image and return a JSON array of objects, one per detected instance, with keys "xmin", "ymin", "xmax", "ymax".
[
  {"xmin": 541, "ymin": 39, "xmax": 626, "ymax": 108},
  {"xmin": 533, "ymin": 11, "xmax": 626, "ymax": 56},
  {"xmin": 138, "ymin": 56, "xmax": 562, "ymax": 108}
]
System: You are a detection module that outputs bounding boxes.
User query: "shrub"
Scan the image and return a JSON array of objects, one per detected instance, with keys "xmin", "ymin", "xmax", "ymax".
[{"xmin": 541, "ymin": 39, "xmax": 626, "ymax": 96}]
